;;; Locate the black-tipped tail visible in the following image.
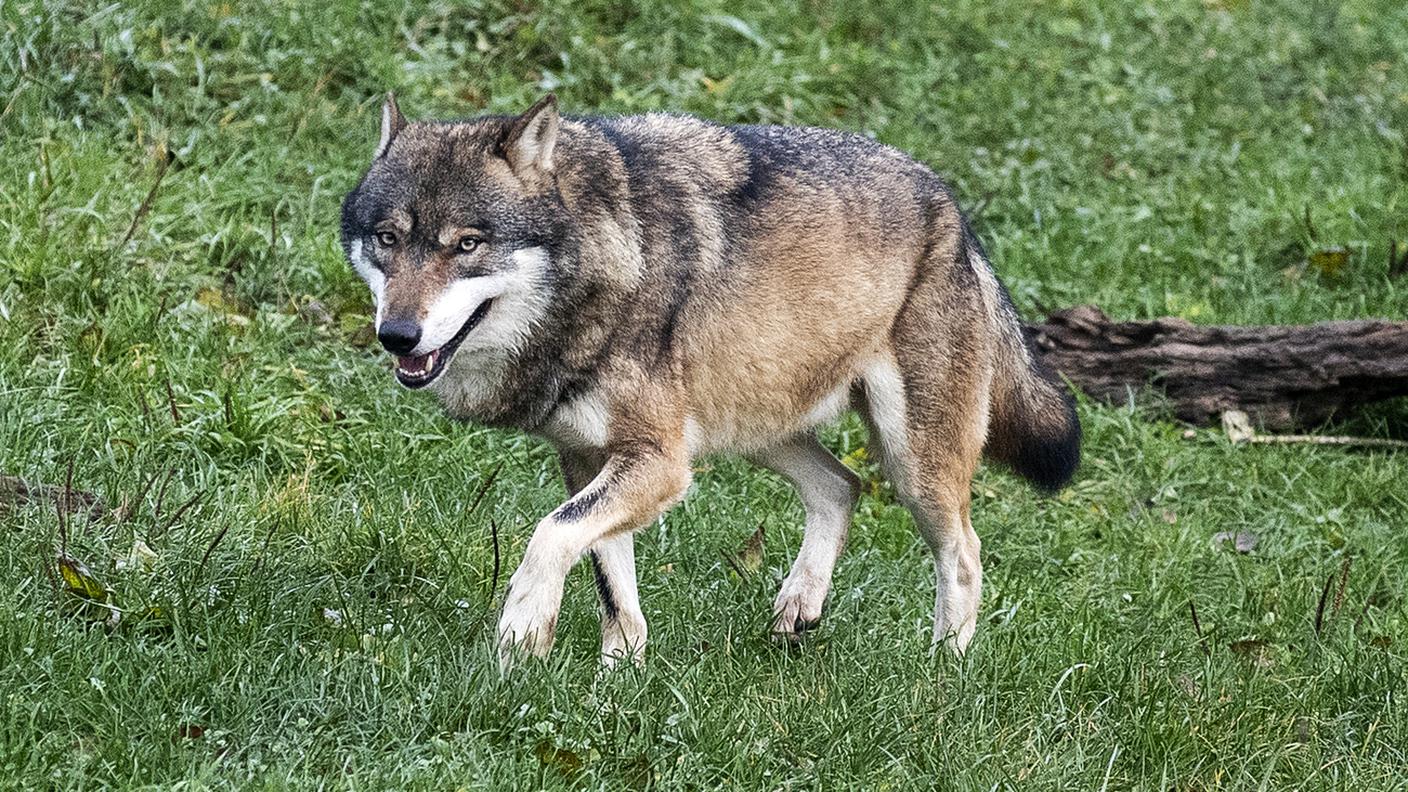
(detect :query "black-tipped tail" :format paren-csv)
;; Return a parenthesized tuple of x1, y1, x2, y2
(985, 356, 1081, 493)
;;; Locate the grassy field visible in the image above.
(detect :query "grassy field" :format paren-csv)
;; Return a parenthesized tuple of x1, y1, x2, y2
(2, 0, 1407, 787)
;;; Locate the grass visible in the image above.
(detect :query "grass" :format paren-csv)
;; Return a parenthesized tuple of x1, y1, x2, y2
(1, 0, 1406, 787)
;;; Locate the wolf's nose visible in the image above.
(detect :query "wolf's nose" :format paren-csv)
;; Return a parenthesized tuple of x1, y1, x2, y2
(377, 319, 422, 356)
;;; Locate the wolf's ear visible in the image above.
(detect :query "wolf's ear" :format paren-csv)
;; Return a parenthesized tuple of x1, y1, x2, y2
(375, 92, 406, 159)
(502, 93, 559, 177)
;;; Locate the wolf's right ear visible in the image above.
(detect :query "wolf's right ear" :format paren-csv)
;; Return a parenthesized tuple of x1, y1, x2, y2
(374, 92, 406, 159)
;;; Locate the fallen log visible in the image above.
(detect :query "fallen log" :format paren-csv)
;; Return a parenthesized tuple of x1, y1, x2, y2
(0, 474, 108, 519)
(1024, 305, 1408, 430)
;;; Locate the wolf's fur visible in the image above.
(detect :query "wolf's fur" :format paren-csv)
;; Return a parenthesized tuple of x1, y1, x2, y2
(341, 94, 1080, 666)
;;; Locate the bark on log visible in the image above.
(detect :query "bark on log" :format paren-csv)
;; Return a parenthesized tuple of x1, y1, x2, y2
(1024, 305, 1408, 430)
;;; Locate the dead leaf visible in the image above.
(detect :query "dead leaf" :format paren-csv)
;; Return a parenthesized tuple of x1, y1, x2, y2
(58, 554, 109, 602)
(725, 522, 765, 575)
(622, 754, 654, 791)
(1228, 638, 1274, 668)
(1308, 247, 1350, 277)
(1211, 530, 1258, 553)
(534, 741, 583, 777)
(1221, 410, 1255, 443)
(115, 539, 157, 572)
(1175, 673, 1201, 700)
(194, 287, 253, 325)
(172, 723, 205, 742)
(1292, 716, 1311, 745)
(57, 553, 121, 626)
(700, 74, 734, 95)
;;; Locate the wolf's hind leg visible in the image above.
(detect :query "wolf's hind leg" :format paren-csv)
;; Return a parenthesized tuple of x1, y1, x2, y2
(749, 435, 860, 641)
(560, 452, 648, 666)
(859, 350, 987, 656)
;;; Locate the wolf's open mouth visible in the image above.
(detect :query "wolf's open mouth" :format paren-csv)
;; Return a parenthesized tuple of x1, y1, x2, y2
(395, 299, 493, 389)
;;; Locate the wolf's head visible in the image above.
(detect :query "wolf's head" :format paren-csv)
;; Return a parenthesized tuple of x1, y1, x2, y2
(340, 93, 565, 390)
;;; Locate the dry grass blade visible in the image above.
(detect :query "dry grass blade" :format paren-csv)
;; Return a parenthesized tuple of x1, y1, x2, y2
(1331, 556, 1352, 621)
(119, 470, 160, 524)
(164, 378, 181, 425)
(1188, 599, 1208, 655)
(466, 462, 504, 516)
(58, 461, 72, 552)
(198, 523, 232, 570)
(152, 468, 175, 523)
(1313, 572, 1333, 636)
(269, 207, 278, 262)
(157, 492, 204, 537)
(488, 518, 502, 603)
(117, 154, 170, 249)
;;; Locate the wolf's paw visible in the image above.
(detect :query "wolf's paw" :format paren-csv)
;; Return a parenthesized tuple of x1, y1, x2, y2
(599, 616, 648, 668)
(930, 615, 977, 658)
(497, 587, 559, 670)
(769, 573, 827, 643)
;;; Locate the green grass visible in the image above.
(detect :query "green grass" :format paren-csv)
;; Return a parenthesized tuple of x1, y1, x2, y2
(2, 0, 1407, 787)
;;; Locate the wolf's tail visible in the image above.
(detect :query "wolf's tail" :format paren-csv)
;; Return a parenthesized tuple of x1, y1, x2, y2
(970, 232, 1081, 493)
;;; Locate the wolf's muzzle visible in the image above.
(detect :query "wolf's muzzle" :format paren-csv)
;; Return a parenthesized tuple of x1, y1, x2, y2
(389, 299, 493, 390)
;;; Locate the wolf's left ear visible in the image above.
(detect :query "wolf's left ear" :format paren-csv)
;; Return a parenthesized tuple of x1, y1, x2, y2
(502, 94, 560, 177)
(375, 92, 406, 159)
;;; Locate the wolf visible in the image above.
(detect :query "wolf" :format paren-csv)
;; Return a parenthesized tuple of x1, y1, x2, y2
(340, 93, 1080, 667)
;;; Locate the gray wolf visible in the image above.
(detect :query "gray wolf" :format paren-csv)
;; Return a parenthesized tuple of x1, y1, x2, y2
(340, 93, 1080, 667)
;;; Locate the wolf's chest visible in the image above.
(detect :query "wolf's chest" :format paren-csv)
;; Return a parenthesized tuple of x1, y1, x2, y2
(538, 391, 612, 450)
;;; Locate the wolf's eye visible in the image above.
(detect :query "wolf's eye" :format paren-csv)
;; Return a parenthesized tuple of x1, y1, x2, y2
(374, 231, 398, 247)
(457, 236, 484, 254)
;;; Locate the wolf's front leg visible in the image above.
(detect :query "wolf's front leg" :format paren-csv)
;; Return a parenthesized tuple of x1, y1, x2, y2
(498, 445, 691, 668)
(588, 535, 646, 665)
